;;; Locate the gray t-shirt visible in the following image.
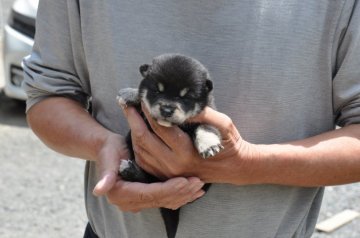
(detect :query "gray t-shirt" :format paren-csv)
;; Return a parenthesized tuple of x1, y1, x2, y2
(23, 1, 360, 237)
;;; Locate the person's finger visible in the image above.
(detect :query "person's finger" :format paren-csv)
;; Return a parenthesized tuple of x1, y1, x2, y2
(141, 103, 193, 152)
(122, 106, 173, 154)
(109, 177, 201, 210)
(155, 177, 204, 208)
(122, 107, 173, 178)
(187, 177, 205, 193)
(186, 177, 206, 202)
(133, 146, 168, 179)
(93, 139, 127, 196)
(121, 106, 149, 140)
(190, 190, 206, 202)
(107, 180, 148, 208)
(93, 170, 118, 196)
(187, 107, 240, 142)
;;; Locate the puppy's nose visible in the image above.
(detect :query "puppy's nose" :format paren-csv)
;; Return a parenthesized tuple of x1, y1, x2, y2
(160, 105, 176, 118)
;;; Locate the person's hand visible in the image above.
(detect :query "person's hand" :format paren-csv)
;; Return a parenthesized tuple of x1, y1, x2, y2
(187, 106, 258, 184)
(106, 177, 205, 212)
(122, 104, 258, 185)
(92, 133, 129, 196)
(91, 124, 205, 212)
(121, 105, 204, 179)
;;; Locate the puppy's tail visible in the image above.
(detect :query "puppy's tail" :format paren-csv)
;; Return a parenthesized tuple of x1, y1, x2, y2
(160, 207, 180, 238)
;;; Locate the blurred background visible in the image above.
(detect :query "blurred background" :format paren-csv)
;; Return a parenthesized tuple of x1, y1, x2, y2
(0, 1, 86, 237)
(0, 0, 359, 237)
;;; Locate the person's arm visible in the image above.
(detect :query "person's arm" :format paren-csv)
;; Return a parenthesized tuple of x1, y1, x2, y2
(23, 0, 205, 212)
(27, 96, 205, 211)
(192, 108, 360, 186)
(253, 125, 360, 186)
(27, 97, 122, 162)
(245, 2, 360, 186)
(120, 3, 360, 187)
(122, 105, 360, 187)
(26, 96, 128, 195)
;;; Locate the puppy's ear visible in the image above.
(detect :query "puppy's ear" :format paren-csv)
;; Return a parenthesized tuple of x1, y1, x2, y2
(139, 64, 150, 77)
(205, 79, 213, 92)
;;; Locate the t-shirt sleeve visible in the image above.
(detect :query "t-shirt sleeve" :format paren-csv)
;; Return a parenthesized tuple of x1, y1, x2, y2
(333, 1, 360, 127)
(22, 0, 90, 112)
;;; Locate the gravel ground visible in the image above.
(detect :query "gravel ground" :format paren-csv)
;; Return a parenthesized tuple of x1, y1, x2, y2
(0, 94, 87, 238)
(313, 184, 360, 238)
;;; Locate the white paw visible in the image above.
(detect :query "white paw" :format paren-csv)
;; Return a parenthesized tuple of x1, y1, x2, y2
(194, 127, 223, 159)
(116, 88, 139, 108)
(116, 95, 126, 108)
(119, 160, 131, 173)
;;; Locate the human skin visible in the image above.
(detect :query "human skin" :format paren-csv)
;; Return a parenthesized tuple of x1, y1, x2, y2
(27, 97, 360, 212)
(123, 103, 360, 187)
(26, 97, 205, 212)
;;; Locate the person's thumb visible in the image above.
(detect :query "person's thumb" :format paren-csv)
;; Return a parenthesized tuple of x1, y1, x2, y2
(93, 170, 118, 196)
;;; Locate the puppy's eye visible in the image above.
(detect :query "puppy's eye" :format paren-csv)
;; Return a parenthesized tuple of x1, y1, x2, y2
(157, 83, 164, 92)
(180, 88, 189, 97)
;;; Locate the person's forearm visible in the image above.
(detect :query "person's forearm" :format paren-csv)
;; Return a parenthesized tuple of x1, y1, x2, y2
(27, 97, 119, 161)
(199, 124, 360, 187)
(254, 124, 360, 186)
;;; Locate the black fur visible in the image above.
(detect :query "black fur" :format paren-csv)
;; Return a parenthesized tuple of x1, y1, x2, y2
(117, 54, 222, 238)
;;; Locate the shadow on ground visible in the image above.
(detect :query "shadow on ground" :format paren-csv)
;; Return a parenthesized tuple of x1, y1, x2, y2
(0, 90, 27, 127)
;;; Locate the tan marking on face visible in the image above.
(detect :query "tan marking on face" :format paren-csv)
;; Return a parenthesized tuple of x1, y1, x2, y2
(180, 88, 189, 97)
(158, 83, 164, 92)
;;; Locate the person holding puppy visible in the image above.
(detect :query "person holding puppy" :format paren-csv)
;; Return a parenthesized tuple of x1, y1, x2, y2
(23, 1, 360, 237)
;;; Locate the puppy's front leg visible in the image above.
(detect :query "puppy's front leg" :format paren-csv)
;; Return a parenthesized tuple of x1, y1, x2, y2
(119, 158, 155, 183)
(117, 88, 140, 108)
(194, 124, 224, 159)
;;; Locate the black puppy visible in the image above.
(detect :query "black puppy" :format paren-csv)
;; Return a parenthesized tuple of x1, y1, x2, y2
(116, 54, 222, 238)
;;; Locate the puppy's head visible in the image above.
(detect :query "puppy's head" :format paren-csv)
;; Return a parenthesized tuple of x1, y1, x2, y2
(139, 54, 213, 127)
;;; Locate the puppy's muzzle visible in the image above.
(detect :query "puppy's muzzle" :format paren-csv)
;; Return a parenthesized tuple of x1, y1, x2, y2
(160, 105, 176, 118)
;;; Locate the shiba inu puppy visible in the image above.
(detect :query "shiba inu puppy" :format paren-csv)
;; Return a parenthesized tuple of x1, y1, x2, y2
(116, 53, 222, 238)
